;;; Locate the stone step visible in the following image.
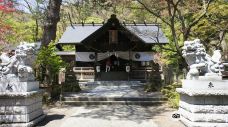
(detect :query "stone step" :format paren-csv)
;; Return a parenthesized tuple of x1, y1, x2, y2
(85, 81, 143, 86)
(0, 114, 46, 127)
(179, 107, 228, 123)
(99, 72, 129, 81)
(63, 96, 167, 106)
(79, 81, 144, 90)
(64, 81, 165, 106)
(64, 100, 166, 106)
(64, 97, 167, 102)
(181, 115, 228, 127)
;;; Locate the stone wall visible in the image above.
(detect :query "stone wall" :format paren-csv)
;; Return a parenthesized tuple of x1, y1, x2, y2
(177, 79, 228, 127)
(0, 81, 45, 127)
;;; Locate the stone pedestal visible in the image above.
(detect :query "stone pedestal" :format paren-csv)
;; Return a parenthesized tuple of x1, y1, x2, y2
(177, 78, 228, 127)
(0, 81, 45, 127)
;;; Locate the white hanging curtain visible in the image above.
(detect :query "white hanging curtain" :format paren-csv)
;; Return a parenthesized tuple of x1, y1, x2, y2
(76, 52, 95, 62)
(131, 52, 154, 61)
(97, 51, 130, 61)
(75, 52, 154, 62)
(117, 51, 130, 60)
(97, 52, 110, 61)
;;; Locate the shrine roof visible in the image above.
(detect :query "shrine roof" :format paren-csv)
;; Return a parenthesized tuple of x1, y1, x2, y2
(58, 15, 168, 45)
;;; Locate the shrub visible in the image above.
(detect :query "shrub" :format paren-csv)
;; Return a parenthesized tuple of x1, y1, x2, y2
(63, 72, 81, 92)
(144, 62, 162, 92)
(161, 82, 181, 108)
(36, 41, 66, 84)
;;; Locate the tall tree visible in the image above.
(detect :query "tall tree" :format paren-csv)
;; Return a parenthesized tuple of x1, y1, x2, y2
(135, 0, 214, 70)
(137, 0, 212, 56)
(23, 0, 45, 42)
(192, 0, 228, 52)
(42, 0, 62, 46)
(63, 0, 93, 23)
(0, 0, 15, 49)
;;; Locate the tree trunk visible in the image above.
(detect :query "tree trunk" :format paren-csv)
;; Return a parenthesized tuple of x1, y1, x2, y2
(220, 31, 227, 52)
(44, 65, 52, 85)
(35, 19, 39, 41)
(42, 0, 62, 46)
(41, 0, 62, 99)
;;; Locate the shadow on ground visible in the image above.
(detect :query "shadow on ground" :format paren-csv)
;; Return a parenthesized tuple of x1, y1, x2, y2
(36, 114, 65, 126)
(71, 105, 169, 124)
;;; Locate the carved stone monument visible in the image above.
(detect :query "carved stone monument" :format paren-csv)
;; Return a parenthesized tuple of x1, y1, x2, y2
(0, 42, 45, 127)
(177, 39, 228, 127)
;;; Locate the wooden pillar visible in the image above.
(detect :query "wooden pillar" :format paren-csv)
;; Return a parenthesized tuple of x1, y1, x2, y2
(128, 49, 132, 81)
(74, 44, 77, 67)
(94, 52, 98, 81)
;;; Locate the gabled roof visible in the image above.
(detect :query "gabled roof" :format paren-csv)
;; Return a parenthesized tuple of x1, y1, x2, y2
(125, 25, 168, 44)
(58, 15, 168, 44)
(59, 25, 102, 44)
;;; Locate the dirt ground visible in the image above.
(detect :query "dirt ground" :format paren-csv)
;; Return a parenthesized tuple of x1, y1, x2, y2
(36, 103, 185, 127)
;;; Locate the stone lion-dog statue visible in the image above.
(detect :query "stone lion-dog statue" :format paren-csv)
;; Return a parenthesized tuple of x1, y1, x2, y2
(0, 42, 38, 81)
(182, 39, 224, 80)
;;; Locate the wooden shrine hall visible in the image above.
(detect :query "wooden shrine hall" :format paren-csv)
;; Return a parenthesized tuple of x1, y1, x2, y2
(57, 14, 168, 82)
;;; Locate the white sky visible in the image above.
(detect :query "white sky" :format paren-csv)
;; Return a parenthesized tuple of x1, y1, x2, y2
(16, 0, 70, 13)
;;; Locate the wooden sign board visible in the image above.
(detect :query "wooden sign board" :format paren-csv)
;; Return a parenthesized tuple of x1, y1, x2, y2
(58, 68, 66, 84)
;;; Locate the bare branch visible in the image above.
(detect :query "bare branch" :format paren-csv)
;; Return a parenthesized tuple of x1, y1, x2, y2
(136, 0, 171, 26)
(188, 0, 212, 28)
(166, 0, 182, 56)
(217, 30, 226, 47)
(171, 0, 186, 34)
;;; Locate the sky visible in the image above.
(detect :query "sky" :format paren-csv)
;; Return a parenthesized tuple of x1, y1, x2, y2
(16, 0, 36, 12)
(16, 0, 69, 13)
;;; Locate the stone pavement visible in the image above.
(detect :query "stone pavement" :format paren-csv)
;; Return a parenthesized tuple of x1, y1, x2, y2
(64, 81, 166, 105)
(66, 83, 164, 98)
(37, 82, 185, 127)
(37, 104, 185, 127)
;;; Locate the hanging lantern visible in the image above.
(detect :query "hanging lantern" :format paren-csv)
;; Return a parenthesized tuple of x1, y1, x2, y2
(126, 65, 130, 72)
(141, 61, 146, 66)
(96, 65, 100, 72)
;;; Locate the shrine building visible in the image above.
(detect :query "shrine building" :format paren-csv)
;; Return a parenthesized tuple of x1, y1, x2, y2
(57, 14, 168, 82)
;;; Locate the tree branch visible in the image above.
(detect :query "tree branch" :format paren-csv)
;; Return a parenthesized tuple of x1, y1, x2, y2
(136, 0, 171, 26)
(171, 0, 186, 35)
(24, 0, 33, 12)
(189, 0, 212, 28)
(166, 0, 182, 56)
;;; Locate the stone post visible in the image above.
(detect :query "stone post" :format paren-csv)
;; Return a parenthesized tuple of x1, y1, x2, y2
(0, 42, 45, 127)
(177, 39, 228, 127)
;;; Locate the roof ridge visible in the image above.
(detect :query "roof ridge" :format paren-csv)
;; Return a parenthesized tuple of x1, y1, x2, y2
(69, 23, 161, 26)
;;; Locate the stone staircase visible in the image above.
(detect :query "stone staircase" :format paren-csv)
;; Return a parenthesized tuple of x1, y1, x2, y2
(63, 81, 167, 106)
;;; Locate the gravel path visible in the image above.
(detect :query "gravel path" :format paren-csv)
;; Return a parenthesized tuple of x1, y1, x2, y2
(36, 104, 185, 127)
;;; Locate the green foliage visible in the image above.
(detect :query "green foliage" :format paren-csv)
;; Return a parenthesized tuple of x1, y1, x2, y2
(144, 62, 162, 92)
(161, 82, 181, 109)
(5, 19, 42, 43)
(152, 25, 184, 68)
(191, 0, 228, 50)
(85, 16, 103, 23)
(62, 45, 75, 51)
(36, 41, 66, 82)
(63, 73, 81, 92)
